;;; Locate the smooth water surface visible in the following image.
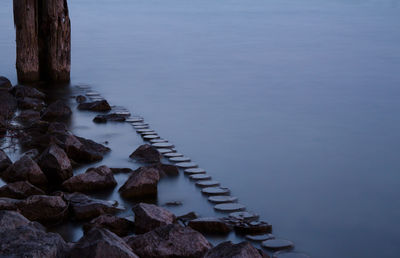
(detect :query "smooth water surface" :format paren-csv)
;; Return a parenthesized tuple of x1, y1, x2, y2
(1, 0, 400, 257)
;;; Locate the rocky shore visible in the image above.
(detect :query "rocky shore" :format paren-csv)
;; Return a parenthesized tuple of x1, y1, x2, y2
(0, 76, 309, 258)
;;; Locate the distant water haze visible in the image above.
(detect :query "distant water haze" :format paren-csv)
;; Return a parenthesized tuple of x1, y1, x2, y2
(1, 0, 400, 257)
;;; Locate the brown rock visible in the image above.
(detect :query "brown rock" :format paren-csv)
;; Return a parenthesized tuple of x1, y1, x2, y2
(38, 144, 73, 184)
(119, 167, 160, 198)
(0, 91, 17, 119)
(188, 217, 232, 234)
(0, 76, 12, 90)
(0, 210, 70, 258)
(75, 95, 86, 103)
(93, 113, 127, 123)
(129, 144, 161, 163)
(16, 109, 41, 122)
(70, 228, 138, 258)
(132, 203, 176, 234)
(64, 192, 124, 220)
(126, 224, 212, 258)
(78, 100, 111, 112)
(204, 241, 266, 258)
(62, 165, 117, 192)
(17, 195, 68, 222)
(0, 149, 12, 172)
(17, 97, 45, 111)
(0, 181, 45, 199)
(83, 214, 135, 237)
(155, 163, 179, 177)
(2, 155, 48, 188)
(10, 85, 45, 99)
(41, 100, 72, 120)
(75, 136, 111, 162)
(0, 197, 21, 211)
(233, 221, 272, 235)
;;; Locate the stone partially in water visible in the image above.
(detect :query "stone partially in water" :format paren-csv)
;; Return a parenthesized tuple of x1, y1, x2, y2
(0, 149, 12, 172)
(70, 228, 139, 258)
(93, 113, 126, 123)
(131, 122, 148, 126)
(261, 239, 294, 251)
(119, 167, 160, 198)
(202, 187, 230, 196)
(126, 117, 144, 123)
(157, 148, 174, 154)
(125, 224, 212, 258)
(184, 168, 206, 175)
(149, 138, 168, 143)
(190, 174, 211, 180)
(208, 196, 238, 204)
(41, 100, 72, 120)
(38, 144, 73, 184)
(169, 156, 191, 162)
(229, 211, 260, 222)
(164, 152, 183, 158)
(273, 251, 311, 258)
(136, 128, 154, 133)
(152, 142, 175, 148)
(234, 221, 272, 235)
(134, 125, 149, 129)
(75, 95, 86, 103)
(142, 134, 160, 140)
(196, 180, 220, 187)
(85, 91, 100, 96)
(129, 144, 161, 163)
(204, 241, 265, 258)
(176, 162, 198, 168)
(78, 100, 111, 112)
(141, 131, 157, 135)
(245, 234, 275, 242)
(132, 203, 176, 234)
(214, 203, 246, 212)
(188, 217, 232, 234)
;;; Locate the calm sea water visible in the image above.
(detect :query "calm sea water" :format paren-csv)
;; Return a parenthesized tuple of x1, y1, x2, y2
(1, 0, 400, 257)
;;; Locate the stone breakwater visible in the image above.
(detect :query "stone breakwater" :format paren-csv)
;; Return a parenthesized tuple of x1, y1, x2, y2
(0, 75, 310, 258)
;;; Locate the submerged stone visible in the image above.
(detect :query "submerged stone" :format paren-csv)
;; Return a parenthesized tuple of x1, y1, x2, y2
(229, 211, 260, 222)
(151, 142, 175, 148)
(142, 134, 160, 140)
(215, 203, 246, 212)
(93, 113, 126, 123)
(126, 117, 144, 123)
(164, 152, 183, 158)
(208, 196, 238, 204)
(273, 251, 311, 258)
(134, 125, 149, 129)
(149, 138, 168, 143)
(201, 187, 230, 196)
(188, 217, 232, 234)
(190, 174, 211, 180)
(246, 234, 275, 242)
(234, 221, 272, 235)
(78, 100, 111, 112)
(204, 241, 265, 258)
(131, 122, 148, 126)
(136, 128, 154, 133)
(129, 144, 161, 163)
(262, 239, 294, 251)
(196, 180, 220, 187)
(169, 156, 191, 162)
(184, 168, 206, 175)
(176, 162, 198, 168)
(157, 148, 174, 154)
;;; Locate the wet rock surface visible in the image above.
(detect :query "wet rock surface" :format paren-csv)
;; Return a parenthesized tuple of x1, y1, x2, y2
(132, 202, 176, 233)
(129, 144, 161, 163)
(2, 155, 48, 187)
(62, 165, 117, 192)
(17, 195, 68, 222)
(0, 181, 45, 199)
(70, 228, 139, 258)
(205, 241, 267, 258)
(83, 214, 135, 237)
(0, 210, 70, 258)
(126, 224, 212, 258)
(119, 167, 160, 198)
(188, 217, 232, 234)
(38, 144, 73, 184)
(64, 192, 124, 220)
(78, 99, 111, 111)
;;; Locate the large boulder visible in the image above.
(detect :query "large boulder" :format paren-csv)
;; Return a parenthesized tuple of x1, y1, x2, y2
(188, 217, 232, 234)
(70, 228, 138, 258)
(0, 149, 12, 172)
(2, 155, 48, 188)
(64, 192, 124, 220)
(78, 100, 111, 112)
(0, 181, 45, 199)
(132, 203, 176, 234)
(154, 163, 179, 177)
(62, 165, 117, 192)
(38, 144, 73, 184)
(129, 144, 160, 163)
(126, 224, 212, 258)
(83, 214, 135, 237)
(0, 210, 69, 258)
(41, 100, 72, 120)
(74, 136, 111, 162)
(204, 241, 266, 258)
(17, 195, 68, 222)
(119, 167, 160, 198)
(10, 85, 45, 99)
(0, 76, 12, 90)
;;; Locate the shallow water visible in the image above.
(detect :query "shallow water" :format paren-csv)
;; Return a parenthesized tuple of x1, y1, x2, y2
(1, 0, 400, 257)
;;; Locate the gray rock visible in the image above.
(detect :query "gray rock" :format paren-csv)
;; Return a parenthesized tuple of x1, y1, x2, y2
(0, 210, 70, 258)
(119, 167, 160, 198)
(129, 144, 161, 163)
(188, 217, 232, 234)
(78, 100, 111, 112)
(204, 241, 266, 258)
(64, 192, 124, 220)
(38, 144, 73, 184)
(126, 224, 212, 258)
(62, 165, 117, 192)
(70, 228, 138, 258)
(0, 181, 45, 199)
(132, 203, 176, 234)
(2, 155, 48, 188)
(83, 214, 135, 237)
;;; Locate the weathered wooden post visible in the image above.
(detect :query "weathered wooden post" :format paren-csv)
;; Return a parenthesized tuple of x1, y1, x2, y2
(13, 0, 71, 83)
